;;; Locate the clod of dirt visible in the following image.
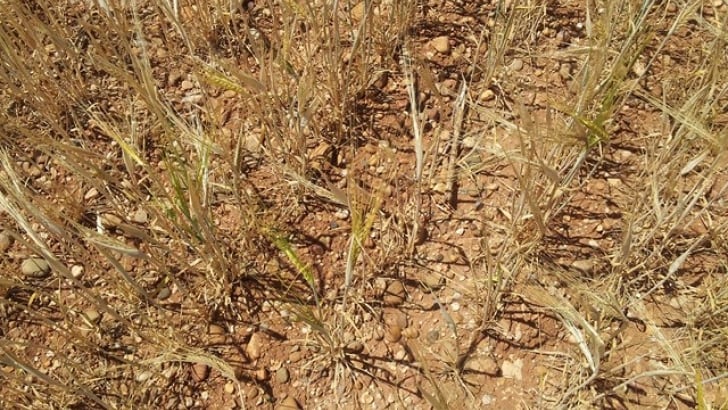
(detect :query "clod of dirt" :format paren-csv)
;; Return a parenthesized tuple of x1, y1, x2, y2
(430, 36, 451, 54)
(275, 366, 290, 383)
(246, 332, 266, 360)
(383, 280, 406, 305)
(465, 356, 499, 375)
(276, 396, 301, 410)
(501, 358, 523, 380)
(191, 362, 210, 382)
(0, 230, 14, 252)
(21, 257, 51, 278)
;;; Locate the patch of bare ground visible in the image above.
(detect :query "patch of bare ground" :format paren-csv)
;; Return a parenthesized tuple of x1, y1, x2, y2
(1, 0, 728, 409)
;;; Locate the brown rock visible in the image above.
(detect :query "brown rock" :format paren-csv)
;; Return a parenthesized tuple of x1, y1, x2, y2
(246, 332, 266, 360)
(430, 36, 451, 54)
(384, 325, 402, 343)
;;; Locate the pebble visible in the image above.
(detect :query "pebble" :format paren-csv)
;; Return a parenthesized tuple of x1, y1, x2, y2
(99, 213, 122, 229)
(465, 356, 499, 374)
(157, 287, 171, 301)
(21, 257, 51, 278)
(191, 363, 209, 382)
(572, 259, 594, 274)
(246, 332, 266, 360)
(479, 89, 495, 101)
(346, 341, 364, 354)
(224, 382, 235, 394)
(501, 358, 523, 380)
(70, 265, 84, 279)
(275, 367, 290, 383)
(509, 58, 524, 72)
(430, 36, 451, 54)
(276, 396, 301, 410)
(82, 308, 101, 325)
(421, 271, 444, 290)
(131, 209, 148, 224)
(0, 230, 14, 252)
(181, 80, 194, 91)
(383, 280, 406, 305)
(384, 325, 402, 343)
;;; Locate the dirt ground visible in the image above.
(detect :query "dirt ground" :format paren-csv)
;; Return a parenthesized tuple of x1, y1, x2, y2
(1, 0, 728, 409)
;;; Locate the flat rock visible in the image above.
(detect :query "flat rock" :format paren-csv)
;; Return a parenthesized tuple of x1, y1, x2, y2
(501, 358, 523, 380)
(275, 366, 290, 383)
(22, 257, 51, 278)
(276, 396, 301, 410)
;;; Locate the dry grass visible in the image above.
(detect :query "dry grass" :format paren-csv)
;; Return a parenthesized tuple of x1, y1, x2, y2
(0, 0, 727, 409)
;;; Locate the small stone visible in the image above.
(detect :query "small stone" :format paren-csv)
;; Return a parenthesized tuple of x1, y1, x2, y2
(0, 230, 14, 252)
(465, 356, 499, 374)
(135, 371, 152, 383)
(426, 330, 440, 343)
(82, 308, 101, 325)
(156, 287, 171, 301)
(462, 136, 477, 148)
(509, 58, 524, 72)
(99, 213, 122, 229)
(559, 63, 572, 81)
(21, 257, 51, 278)
(479, 89, 495, 101)
(276, 396, 301, 410)
(70, 265, 84, 279)
(191, 363, 209, 382)
(181, 80, 194, 91)
(572, 260, 594, 274)
(421, 271, 444, 290)
(383, 280, 406, 305)
(384, 325, 402, 343)
(346, 341, 364, 353)
(334, 209, 349, 220)
(224, 382, 235, 394)
(254, 367, 268, 381)
(84, 187, 99, 200)
(131, 209, 148, 224)
(501, 358, 523, 380)
(289, 351, 303, 363)
(430, 36, 451, 54)
(246, 332, 265, 360)
(275, 367, 290, 383)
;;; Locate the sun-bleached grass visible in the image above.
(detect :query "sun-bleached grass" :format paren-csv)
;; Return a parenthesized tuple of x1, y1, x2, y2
(1, 0, 727, 408)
